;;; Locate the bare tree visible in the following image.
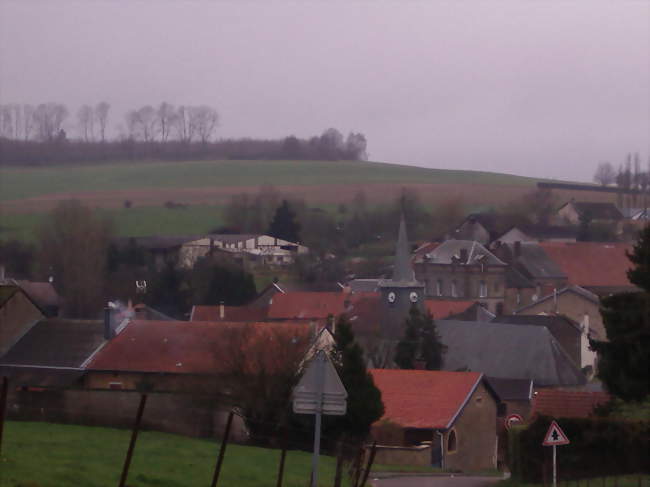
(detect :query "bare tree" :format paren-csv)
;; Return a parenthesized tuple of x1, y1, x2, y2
(594, 162, 616, 186)
(22, 104, 35, 140)
(0, 105, 12, 138)
(77, 104, 95, 141)
(215, 323, 310, 438)
(157, 102, 174, 142)
(33, 103, 68, 141)
(125, 105, 157, 141)
(190, 105, 219, 143)
(37, 199, 112, 318)
(95, 101, 110, 142)
(174, 105, 194, 143)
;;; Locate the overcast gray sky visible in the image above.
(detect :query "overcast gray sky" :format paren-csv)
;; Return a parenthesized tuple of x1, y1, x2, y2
(1, 0, 648, 181)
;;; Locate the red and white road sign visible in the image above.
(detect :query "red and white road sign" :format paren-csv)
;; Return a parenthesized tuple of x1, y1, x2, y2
(505, 414, 524, 430)
(543, 420, 570, 446)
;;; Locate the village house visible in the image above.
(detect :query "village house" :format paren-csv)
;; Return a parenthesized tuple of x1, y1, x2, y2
(494, 225, 578, 244)
(555, 200, 624, 226)
(515, 285, 606, 345)
(530, 389, 610, 419)
(0, 285, 45, 357)
(370, 369, 500, 472)
(537, 241, 636, 297)
(179, 234, 309, 268)
(435, 320, 586, 387)
(491, 314, 595, 372)
(413, 239, 508, 315)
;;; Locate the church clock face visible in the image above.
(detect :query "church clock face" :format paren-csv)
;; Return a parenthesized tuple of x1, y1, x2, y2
(409, 291, 419, 303)
(387, 292, 396, 304)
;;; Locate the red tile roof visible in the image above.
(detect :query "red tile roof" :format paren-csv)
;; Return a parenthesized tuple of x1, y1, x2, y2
(532, 389, 610, 419)
(88, 320, 312, 374)
(425, 300, 475, 319)
(370, 369, 484, 429)
(268, 292, 347, 320)
(539, 242, 633, 288)
(347, 292, 382, 335)
(190, 305, 268, 322)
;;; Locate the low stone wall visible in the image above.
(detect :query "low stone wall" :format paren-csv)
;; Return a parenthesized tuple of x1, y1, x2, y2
(373, 444, 432, 467)
(6, 389, 248, 442)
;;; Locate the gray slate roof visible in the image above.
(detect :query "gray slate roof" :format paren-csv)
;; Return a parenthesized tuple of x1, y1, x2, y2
(502, 242, 566, 280)
(0, 319, 106, 368)
(436, 320, 586, 387)
(485, 377, 533, 402)
(416, 240, 506, 266)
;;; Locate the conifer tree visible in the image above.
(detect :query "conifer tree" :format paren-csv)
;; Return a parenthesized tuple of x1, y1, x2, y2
(267, 199, 301, 243)
(330, 316, 384, 439)
(590, 225, 650, 402)
(395, 305, 446, 370)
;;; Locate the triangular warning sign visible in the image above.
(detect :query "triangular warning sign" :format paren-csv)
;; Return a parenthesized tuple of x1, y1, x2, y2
(542, 420, 570, 446)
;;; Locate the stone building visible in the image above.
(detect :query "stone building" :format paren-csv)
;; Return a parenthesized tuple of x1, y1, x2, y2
(370, 369, 500, 471)
(413, 239, 508, 314)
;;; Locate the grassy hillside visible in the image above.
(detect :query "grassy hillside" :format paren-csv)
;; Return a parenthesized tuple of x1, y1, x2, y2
(0, 421, 348, 487)
(0, 159, 541, 202)
(0, 159, 555, 241)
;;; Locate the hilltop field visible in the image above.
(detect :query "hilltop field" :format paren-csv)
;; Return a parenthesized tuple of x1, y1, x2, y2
(0, 159, 588, 241)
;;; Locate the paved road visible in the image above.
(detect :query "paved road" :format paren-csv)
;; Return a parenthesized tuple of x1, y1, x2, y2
(371, 474, 503, 487)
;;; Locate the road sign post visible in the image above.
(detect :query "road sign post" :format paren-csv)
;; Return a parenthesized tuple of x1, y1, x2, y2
(542, 420, 570, 487)
(293, 350, 347, 487)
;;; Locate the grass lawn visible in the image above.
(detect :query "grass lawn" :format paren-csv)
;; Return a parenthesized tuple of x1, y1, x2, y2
(0, 421, 349, 487)
(0, 159, 543, 202)
(0, 205, 225, 242)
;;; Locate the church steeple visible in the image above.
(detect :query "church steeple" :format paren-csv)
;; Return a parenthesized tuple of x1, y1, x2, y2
(378, 214, 425, 340)
(392, 213, 416, 283)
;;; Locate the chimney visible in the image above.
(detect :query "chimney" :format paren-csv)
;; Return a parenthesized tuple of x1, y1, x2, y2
(103, 306, 114, 340)
(514, 241, 521, 258)
(459, 248, 468, 263)
(219, 301, 225, 320)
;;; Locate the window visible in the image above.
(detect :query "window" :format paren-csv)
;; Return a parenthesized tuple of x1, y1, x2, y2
(447, 429, 457, 453)
(436, 279, 443, 296)
(479, 280, 487, 298)
(516, 291, 521, 305)
(494, 280, 501, 292)
(451, 280, 457, 298)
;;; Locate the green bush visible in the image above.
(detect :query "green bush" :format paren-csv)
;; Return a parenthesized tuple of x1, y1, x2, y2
(509, 416, 649, 482)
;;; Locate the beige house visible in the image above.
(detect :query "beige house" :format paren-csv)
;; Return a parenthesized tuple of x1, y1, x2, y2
(413, 240, 508, 314)
(179, 234, 309, 268)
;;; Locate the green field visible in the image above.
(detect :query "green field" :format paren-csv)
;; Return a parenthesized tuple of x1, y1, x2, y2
(0, 421, 349, 487)
(0, 205, 225, 242)
(0, 159, 541, 202)
(0, 159, 552, 242)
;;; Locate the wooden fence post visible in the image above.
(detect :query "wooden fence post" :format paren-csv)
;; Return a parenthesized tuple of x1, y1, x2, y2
(359, 442, 377, 487)
(275, 429, 287, 487)
(118, 393, 148, 487)
(210, 410, 234, 487)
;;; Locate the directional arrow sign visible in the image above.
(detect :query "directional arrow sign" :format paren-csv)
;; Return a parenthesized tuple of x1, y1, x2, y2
(543, 420, 570, 446)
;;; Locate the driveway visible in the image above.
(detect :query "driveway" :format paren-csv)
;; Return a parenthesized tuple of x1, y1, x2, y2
(370, 474, 503, 487)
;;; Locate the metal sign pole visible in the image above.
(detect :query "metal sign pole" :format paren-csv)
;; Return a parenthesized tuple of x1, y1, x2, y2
(311, 352, 325, 487)
(553, 444, 557, 487)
